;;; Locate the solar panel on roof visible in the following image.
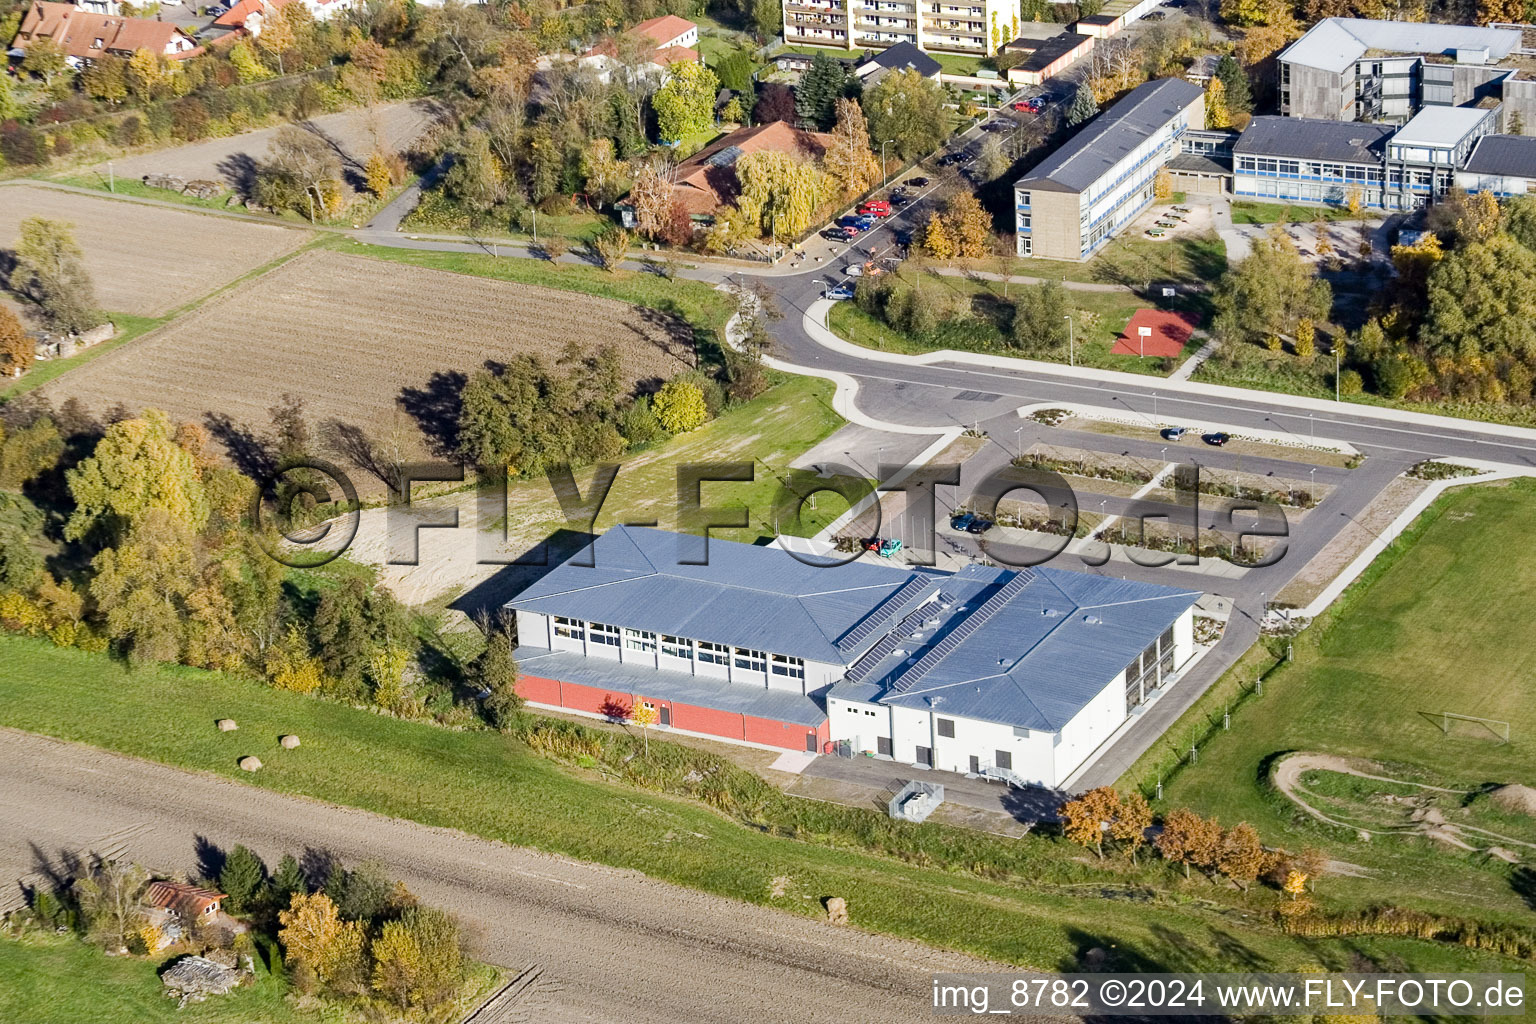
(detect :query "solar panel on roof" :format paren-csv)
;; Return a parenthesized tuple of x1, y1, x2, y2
(705, 145, 743, 167)
(837, 576, 931, 653)
(888, 569, 1035, 693)
(845, 599, 940, 682)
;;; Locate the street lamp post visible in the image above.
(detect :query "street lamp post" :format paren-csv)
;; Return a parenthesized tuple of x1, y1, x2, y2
(1335, 345, 1341, 402)
(1016, 425, 1024, 459)
(1064, 315, 1074, 367)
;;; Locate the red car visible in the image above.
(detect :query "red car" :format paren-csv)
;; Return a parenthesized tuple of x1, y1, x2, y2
(857, 200, 892, 218)
(1010, 100, 1029, 111)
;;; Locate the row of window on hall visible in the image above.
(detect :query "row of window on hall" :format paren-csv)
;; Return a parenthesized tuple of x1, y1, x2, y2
(552, 617, 805, 679)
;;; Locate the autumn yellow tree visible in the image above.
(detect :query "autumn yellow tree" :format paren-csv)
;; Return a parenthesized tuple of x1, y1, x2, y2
(364, 151, 393, 198)
(944, 191, 992, 259)
(1216, 822, 1266, 890)
(1155, 808, 1220, 878)
(1205, 76, 1231, 129)
(277, 892, 366, 990)
(1294, 317, 1315, 357)
(922, 211, 956, 261)
(823, 98, 880, 198)
(736, 151, 830, 238)
(257, 3, 298, 74)
(1153, 166, 1173, 201)
(1059, 786, 1121, 858)
(371, 907, 465, 1012)
(0, 306, 32, 377)
(630, 699, 659, 756)
(1110, 790, 1152, 863)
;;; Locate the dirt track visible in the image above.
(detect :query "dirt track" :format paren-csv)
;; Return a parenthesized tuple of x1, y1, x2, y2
(0, 728, 1033, 1023)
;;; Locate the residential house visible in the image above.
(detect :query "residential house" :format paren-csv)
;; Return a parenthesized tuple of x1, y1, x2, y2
(632, 120, 836, 223)
(12, 0, 197, 66)
(586, 14, 701, 68)
(853, 40, 941, 84)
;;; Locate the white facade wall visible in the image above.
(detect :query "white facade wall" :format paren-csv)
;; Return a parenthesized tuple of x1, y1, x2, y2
(516, 609, 836, 696)
(1051, 673, 1127, 783)
(1456, 168, 1533, 195)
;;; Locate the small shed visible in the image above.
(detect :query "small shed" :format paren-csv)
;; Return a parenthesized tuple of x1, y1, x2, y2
(143, 881, 226, 920)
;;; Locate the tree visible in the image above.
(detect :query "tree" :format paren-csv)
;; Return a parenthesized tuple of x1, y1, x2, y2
(364, 151, 393, 198)
(219, 845, 269, 915)
(1505, 194, 1536, 253)
(944, 191, 991, 259)
(325, 860, 394, 924)
(714, 47, 755, 94)
(1212, 227, 1331, 349)
(1216, 822, 1266, 890)
(1205, 76, 1231, 129)
(258, 126, 345, 219)
(1294, 317, 1315, 357)
(1066, 82, 1099, 126)
(976, 135, 1010, 182)
(1155, 808, 1220, 878)
(66, 410, 207, 544)
(753, 82, 796, 125)
(1423, 235, 1536, 362)
(1060, 787, 1120, 858)
(629, 162, 675, 241)
(74, 860, 148, 950)
(0, 418, 64, 490)
(654, 62, 719, 143)
(371, 907, 465, 1011)
(591, 227, 631, 272)
(1477, 0, 1524, 23)
(796, 54, 847, 130)
(653, 378, 708, 433)
(1110, 791, 1152, 863)
(1214, 55, 1253, 116)
(89, 508, 197, 664)
(82, 56, 129, 105)
(922, 211, 956, 261)
(22, 37, 68, 87)
(735, 150, 830, 238)
(1427, 187, 1501, 247)
(278, 891, 366, 990)
(0, 306, 32, 376)
(442, 127, 504, 221)
(312, 576, 414, 687)
(471, 626, 522, 729)
(1010, 281, 1070, 351)
(257, 2, 298, 73)
(630, 699, 659, 756)
(9, 216, 99, 334)
(864, 70, 948, 161)
(580, 138, 630, 209)
(823, 98, 880, 198)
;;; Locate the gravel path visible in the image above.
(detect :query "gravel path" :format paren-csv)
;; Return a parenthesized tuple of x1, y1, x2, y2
(0, 728, 1037, 1023)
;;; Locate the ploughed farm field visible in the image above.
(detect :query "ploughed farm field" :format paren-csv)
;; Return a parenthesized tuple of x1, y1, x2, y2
(0, 185, 308, 317)
(40, 249, 696, 464)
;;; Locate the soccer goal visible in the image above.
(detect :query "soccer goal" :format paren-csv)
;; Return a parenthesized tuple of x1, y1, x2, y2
(1435, 711, 1511, 744)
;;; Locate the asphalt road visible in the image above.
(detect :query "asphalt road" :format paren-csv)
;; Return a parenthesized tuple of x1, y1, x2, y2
(0, 729, 1031, 1024)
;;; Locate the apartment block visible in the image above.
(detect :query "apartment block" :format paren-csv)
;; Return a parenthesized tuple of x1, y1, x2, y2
(1013, 77, 1204, 260)
(782, 0, 1014, 56)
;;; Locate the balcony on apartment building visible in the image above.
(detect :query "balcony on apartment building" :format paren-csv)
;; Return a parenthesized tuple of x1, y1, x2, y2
(786, 1, 844, 11)
(924, 20, 985, 37)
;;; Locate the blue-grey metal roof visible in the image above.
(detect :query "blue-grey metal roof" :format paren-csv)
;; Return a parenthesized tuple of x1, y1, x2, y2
(829, 564, 1199, 732)
(1016, 77, 1204, 194)
(1462, 134, 1536, 177)
(1233, 116, 1394, 164)
(509, 525, 936, 664)
(514, 646, 828, 726)
(512, 528, 1199, 734)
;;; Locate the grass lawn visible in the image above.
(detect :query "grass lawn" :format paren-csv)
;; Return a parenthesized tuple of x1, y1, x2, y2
(0, 634, 1524, 975)
(50, 172, 405, 230)
(0, 933, 305, 1024)
(485, 374, 859, 547)
(1123, 478, 1536, 926)
(827, 271, 1200, 377)
(1022, 231, 1228, 289)
(1230, 201, 1367, 225)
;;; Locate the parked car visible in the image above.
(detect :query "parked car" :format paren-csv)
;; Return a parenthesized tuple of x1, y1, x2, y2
(965, 517, 995, 535)
(878, 538, 903, 557)
(1203, 432, 1231, 447)
(889, 193, 911, 208)
(950, 511, 977, 532)
(852, 215, 877, 230)
(1144, 9, 1167, 18)
(1026, 96, 1047, 112)
(857, 200, 892, 217)
(907, 176, 930, 187)
(1010, 100, 1030, 111)
(826, 225, 859, 241)
(981, 120, 1008, 132)
(937, 152, 965, 166)
(826, 283, 855, 300)
(1161, 426, 1188, 441)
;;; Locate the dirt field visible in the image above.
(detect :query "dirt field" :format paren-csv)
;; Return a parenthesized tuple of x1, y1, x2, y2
(0, 185, 308, 317)
(84, 100, 443, 199)
(44, 249, 695, 473)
